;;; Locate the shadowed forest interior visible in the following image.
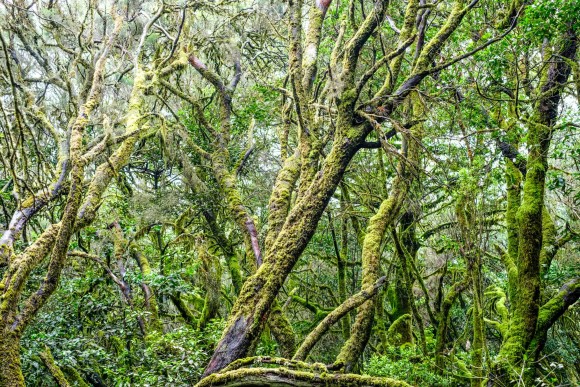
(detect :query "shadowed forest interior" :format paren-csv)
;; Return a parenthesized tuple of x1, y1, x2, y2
(0, 0, 579, 386)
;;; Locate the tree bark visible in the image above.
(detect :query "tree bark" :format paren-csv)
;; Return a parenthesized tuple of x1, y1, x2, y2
(494, 26, 577, 384)
(0, 330, 25, 387)
(202, 126, 368, 376)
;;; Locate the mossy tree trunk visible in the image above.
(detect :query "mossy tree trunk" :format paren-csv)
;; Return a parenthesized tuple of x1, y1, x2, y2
(435, 277, 470, 372)
(494, 26, 578, 384)
(39, 345, 71, 387)
(195, 365, 411, 387)
(389, 211, 419, 347)
(0, 329, 25, 386)
(0, 16, 191, 382)
(335, 87, 423, 369)
(456, 190, 485, 386)
(527, 278, 580, 361)
(201, 0, 485, 376)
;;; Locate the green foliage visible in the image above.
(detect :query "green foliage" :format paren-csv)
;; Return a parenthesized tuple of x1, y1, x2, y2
(133, 321, 224, 386)
(2, 1, 579, 386)
(365, 342, 457, 387)
(521, 0, 580, 41)
(143, 269, 198, 296)
(22, 311, 224, 386)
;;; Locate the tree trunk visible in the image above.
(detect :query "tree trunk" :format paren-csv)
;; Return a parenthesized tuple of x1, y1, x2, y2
(336, 92, 423, 369)
(202, 125, 368, 376)
(389, 211, 418, 346)
(435, 277, 469, 372)
(0, 330, 25, 387)
(494, 26, 577, 384)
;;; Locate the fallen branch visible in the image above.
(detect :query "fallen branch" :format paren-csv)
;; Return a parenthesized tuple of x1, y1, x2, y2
(195, 366, 410, 387)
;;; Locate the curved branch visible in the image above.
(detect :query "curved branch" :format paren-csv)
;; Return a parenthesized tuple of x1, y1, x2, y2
(196, 366, 410, 387)
(529, 278, 580, 358)
(293, 276, 386, 361)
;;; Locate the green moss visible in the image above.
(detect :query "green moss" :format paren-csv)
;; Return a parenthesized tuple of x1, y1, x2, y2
(196, 366, 411, 387)
(196, 240, 222, 330)
(301, 3, 329, 93)
(496, 117, 554, 380)
(0, 331, 25, 386)
(1, 223, 61, 325)
(61, 365, 90, 387)
(268, 302, 296, 358)
(170, 293, 198, 326)
(265, 154, 300, 254)
(226, 253, 243, 295)
(338, 88, 358, 116)
(527, 278, 580, 362)
(505, 159, 521, 270)
(484, 286, 509, 337)
(0, 243, 13, 265)
(211, 151, 262, 266)
(387, 314, 413, 347)
(539, 207, 556, 273)
(39, 345, 71, 387)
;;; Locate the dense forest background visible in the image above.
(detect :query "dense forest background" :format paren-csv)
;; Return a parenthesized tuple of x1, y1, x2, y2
(0, 0, 579, 386)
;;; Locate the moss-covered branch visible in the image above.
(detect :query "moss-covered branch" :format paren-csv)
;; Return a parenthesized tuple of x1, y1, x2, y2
(528, 278, 580, 359)
(435, 277, 470, 371)
(336, 92, 423, 369)
(195, 237, 222, 330)
(269, 302, 297, 358)
(196, 366, 411, 387)
(265, 152, 300, 255)
(170, 293, 200, 326)
(293, 276, 386, 361)
(39, 345, 71, 387)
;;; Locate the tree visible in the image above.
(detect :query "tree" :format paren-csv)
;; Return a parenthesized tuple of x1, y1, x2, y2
(1, 0, 579, 386)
